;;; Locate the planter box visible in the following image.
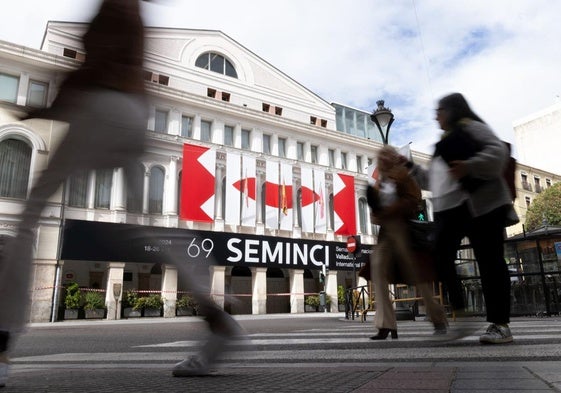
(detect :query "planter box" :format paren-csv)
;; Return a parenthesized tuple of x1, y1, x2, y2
(143, 308, 162, 317)
(64, 309, 79, 320)
(338, 304, 346, 312)
(85, 309, 105, 319)
(176, 307, 195, 316)
(304, 305, 318, 312)
(123, 307, 141, 318)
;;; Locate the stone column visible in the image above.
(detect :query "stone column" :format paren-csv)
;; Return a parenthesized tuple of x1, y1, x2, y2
(105, 262, 125, 320)
(326, 270, 338, 312)
(289, 270, 305, 313)
(210, 266, 226, 309)
(161, 264, 178, 318)
(142, 168, 150, 214)
(163, 156, 179, 216)
(251, 267, 267, 314)
(112, 167, 126, 211)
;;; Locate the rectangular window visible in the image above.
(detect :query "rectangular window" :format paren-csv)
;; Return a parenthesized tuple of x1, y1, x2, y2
(310, 116, 317, 125)
(222, 92, 231, 102)
(328, 149, 335, 167)
(200, 120, 212, 142)
(181, 116, 193, 138)
(297, 142, 304, 161)
(356, 156, 363, 173)
(278, 137, 286, 158)
(207, 88, 217, 98)
(341, 152, 347, 169)
(95, 168, 113, 209)
(224, 125, 234, 146)
(320, 119, 327, 128)
(275, 106, 283, 116)
(154, 110, 168, 133)
(263, 134, 271, 154)
(0, 73, 19, 103)
(241, 129, 251, 150)
(310, 145, 318, 164)
(68, 169, 88, 208)
(27, 80, 48, 108)
(546, 178, 552, 188)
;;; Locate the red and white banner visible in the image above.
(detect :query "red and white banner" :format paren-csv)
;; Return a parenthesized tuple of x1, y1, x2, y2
(279, 163, 293, 231)
(333, 173, 356, 235)
(180, 143, 216, 222)
(300, 167, 314, 233)
(225, 153, 241, 225)
(314, 169, 326, 234)
(265, 161, 279, 229)
(239, 155, 256, 227)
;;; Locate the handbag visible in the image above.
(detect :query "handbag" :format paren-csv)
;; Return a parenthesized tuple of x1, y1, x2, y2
(408, 219, 436, 251)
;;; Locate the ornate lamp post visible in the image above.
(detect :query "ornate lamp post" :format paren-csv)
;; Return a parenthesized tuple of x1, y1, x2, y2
(370, 100, 395, 145)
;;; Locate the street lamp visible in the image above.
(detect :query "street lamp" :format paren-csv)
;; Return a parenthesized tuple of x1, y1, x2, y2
(370, 100, 395, 145)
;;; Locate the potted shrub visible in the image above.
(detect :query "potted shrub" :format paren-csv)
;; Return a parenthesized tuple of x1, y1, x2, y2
(176, 295, 197, 316)
(123, 290, 141, 318)
(139, 294, 163, 317)
(64, 282, 81, 320)
(304, 295, 320, 312)
(337, 285, 347, 312)
(83, 291, 106, 319)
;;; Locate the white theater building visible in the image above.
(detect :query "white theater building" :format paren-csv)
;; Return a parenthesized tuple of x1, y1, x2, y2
(0, 22, 402, 322)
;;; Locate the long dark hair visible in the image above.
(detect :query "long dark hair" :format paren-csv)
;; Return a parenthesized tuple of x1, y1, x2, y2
(438, 93, 485, 125)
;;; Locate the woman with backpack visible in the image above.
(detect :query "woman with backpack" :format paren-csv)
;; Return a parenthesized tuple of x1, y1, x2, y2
(407, 92, 514, 344)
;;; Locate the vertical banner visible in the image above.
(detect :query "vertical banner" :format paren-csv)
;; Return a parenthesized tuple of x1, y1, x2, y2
(224, 153, 241, 225)
(300, 166, 315, 233)
(333, 173, 356, 235)
(279, 163, 293, 231)
(180, 143, 216, 222)
(240, 155, 257, 227)
(314, 169, 326, 234)
(265, 161, 279, 229)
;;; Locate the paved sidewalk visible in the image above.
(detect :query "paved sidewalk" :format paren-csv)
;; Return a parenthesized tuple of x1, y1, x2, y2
(4, 361, 561, 392)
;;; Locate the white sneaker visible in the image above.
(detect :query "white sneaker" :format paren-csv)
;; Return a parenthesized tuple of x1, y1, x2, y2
(479, 323, 513, 344)
(172, 334, 229, 377)
(172, 355, 209, 377)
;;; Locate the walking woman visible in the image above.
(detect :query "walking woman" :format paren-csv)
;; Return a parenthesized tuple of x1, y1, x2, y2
(368, 145, 447, 340)
(408, 92, 513, 344)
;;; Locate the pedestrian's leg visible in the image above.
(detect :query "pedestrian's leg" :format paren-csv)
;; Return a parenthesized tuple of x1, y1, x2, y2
(434, 205, 470, 312)
(469, 207, 510, 324)
(370, 238, 397, 335)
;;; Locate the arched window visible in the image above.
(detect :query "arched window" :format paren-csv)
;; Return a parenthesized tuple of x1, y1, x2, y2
(195, 52, 238, 78)
(149, 166, 165, 214)
(358, 197, 369, 234)
(67, 169, 88, 208)
(94, 168, 113, 209)
(0, 138, 31, 199)
(126, 163, 144, 213)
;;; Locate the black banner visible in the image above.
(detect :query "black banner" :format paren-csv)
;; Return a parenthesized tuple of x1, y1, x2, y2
(61, 219, 369, 271)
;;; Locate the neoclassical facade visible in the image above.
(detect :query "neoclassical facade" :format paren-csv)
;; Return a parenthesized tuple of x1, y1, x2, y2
(1, 22, 556, 323)
(1, 23, 398, 322)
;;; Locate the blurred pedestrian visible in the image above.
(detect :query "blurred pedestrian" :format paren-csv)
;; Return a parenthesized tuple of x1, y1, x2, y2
(367, 145, 447, 340)
(0, 0, 243, 387)
(407, 92, 513, 344)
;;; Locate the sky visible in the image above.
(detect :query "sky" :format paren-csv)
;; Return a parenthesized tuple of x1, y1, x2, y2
(1, 0, 560, 163)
